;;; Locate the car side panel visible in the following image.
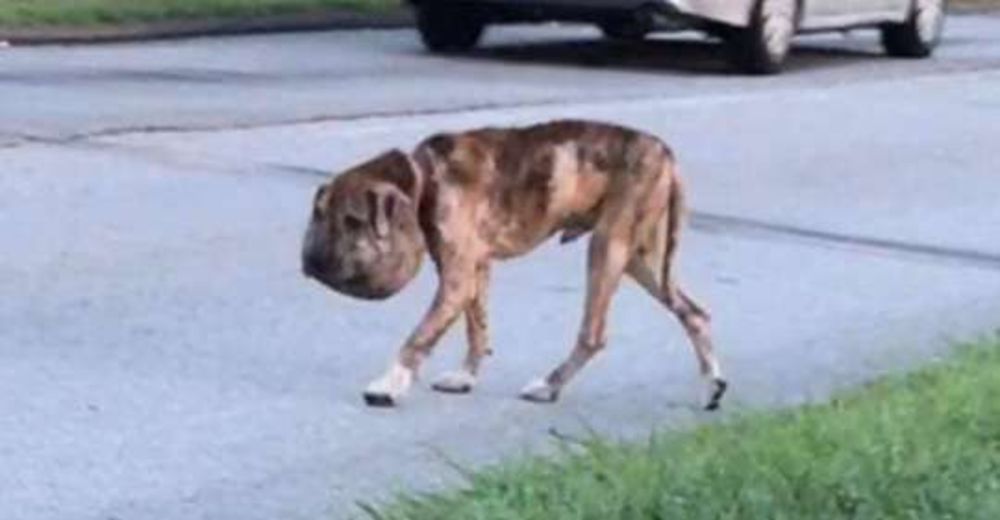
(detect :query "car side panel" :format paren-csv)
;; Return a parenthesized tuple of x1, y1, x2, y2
(801, 0, 911, 30)
(438, 0, 757, 27)
(434, 0, 911, 30)
(803, 0, 839, 18)
(671, 0, 755, 27)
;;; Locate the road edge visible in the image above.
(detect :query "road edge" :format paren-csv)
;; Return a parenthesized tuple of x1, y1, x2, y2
(1, 7, 997, 46)
(0, 8, 414, 46)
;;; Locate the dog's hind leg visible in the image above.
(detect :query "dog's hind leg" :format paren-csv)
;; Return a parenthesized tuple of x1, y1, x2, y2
(673, 288, 726, 410)
(625, 236, 726, 411)
(432, 262, 492, 394)
(520, 226, 631, 403)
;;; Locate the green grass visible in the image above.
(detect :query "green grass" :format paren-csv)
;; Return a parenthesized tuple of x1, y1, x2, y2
(1, 0, 992, 29)
(0, 0, 400, 27)
(373, 336, 1000, 520)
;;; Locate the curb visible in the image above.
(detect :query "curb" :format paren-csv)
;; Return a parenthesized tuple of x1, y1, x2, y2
(0, 8, 414, 46)
(1, 6, 995, 46)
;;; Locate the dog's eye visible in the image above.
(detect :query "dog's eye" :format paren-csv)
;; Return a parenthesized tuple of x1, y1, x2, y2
(343, 215, 364, 232)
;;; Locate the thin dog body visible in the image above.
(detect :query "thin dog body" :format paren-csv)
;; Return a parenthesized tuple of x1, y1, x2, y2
(302, 119, 727, 409)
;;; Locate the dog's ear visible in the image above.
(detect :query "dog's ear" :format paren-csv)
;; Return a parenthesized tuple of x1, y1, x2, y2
(312, 184, 332, 218)
(366, 189, 387, 238)
(371, 149, 418, 197)
(367, 187, 403, 239)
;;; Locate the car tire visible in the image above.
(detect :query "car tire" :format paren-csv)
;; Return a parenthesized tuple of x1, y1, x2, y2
(415, 3, 486, 53)
(599, 20, 649, 42)
(881, 0, 946, 58)
(725, 0, 798, 75)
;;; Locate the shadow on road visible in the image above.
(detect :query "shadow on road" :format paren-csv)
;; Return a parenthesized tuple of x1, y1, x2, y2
(447, 34, 889, 76)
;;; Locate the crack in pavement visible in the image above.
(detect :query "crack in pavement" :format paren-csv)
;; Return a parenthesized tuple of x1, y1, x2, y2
(692, 212, 1000, 273)
(0, 132, 52, 149)
(262, 163, 331, 178)
(0, 96, 593, 150)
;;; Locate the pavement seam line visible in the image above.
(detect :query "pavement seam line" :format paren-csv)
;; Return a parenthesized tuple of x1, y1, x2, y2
(692, 212, 1000, 272)
(8, 125, 999, 274)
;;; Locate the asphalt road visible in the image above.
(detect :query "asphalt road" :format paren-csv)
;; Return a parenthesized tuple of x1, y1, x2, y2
(3, 15, 1000, 520)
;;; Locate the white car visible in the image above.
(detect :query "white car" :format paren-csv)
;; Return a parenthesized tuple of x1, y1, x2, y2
(408, 0, 947, 74)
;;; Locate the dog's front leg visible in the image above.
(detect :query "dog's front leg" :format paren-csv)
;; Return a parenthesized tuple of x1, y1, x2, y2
(363, 264, 474, 407)
(432, 261, 491, 394)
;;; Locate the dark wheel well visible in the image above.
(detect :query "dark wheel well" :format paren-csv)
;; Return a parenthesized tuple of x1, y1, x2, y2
(413, 1, 487, 53)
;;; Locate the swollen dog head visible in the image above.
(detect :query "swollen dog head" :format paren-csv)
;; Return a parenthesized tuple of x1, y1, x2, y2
(302, 150, 425, 300)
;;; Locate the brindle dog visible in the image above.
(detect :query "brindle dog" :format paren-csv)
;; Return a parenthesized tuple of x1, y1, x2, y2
(302, 119, 727, 409)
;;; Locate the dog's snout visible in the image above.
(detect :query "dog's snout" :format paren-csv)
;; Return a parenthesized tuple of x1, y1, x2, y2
(302, 249, 327, 278)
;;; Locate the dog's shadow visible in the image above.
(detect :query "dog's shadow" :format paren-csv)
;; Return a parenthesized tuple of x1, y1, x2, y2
(442, 29, 889, 76)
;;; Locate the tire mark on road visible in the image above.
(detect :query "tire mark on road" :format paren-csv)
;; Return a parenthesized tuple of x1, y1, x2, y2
(692, 212, 1000, 272)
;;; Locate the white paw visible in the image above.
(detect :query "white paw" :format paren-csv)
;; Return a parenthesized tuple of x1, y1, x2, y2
(431, 370, 477, 394)
(519, 377, 560, 403)
(362, 363, 413, 407)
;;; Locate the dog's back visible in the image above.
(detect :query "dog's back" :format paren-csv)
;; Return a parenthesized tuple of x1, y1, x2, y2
(413, 120, 675, 258)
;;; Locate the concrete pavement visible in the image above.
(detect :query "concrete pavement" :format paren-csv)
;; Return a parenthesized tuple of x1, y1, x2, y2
(2, 15, 1000, 520)
(2, 14, 1000, 141)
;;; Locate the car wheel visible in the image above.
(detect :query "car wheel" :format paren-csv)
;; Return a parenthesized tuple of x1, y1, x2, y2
(881, 0, 946, 58)
(599, 20, 649, 42)
(415, 3, 486, 53)
(725, 0, 798, 75)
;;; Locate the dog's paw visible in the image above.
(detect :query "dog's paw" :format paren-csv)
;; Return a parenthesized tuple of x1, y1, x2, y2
(431, 370, 477, 394)
(519, 378, 560, 403)
(362, 363, 413, 408)
(704, 378, 728, 411)
(362, 391, 397, 407)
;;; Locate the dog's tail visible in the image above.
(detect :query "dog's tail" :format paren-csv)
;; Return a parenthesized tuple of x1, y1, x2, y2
(661, 166, 685, 308)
